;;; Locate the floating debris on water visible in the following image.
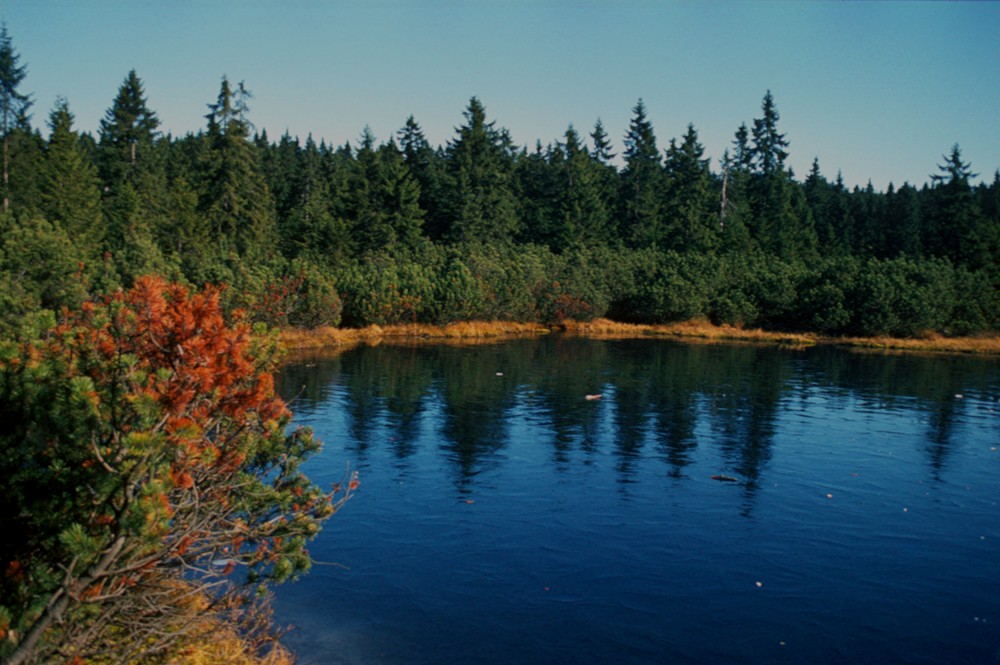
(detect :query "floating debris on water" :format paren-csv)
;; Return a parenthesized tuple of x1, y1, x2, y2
(710, 474, 739, 482)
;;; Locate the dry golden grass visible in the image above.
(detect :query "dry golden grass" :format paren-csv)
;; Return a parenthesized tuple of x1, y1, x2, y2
(172, 632, 293, 665)
(829, 332, 1000, 355)
(560, 318, 816, 346)
(278, 319, 1000, 356)
(279, 320, 549, 351)
(163, 582, 295, 665)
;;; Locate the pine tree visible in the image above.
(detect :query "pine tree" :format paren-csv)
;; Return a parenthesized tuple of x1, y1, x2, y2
(280, 135, 350, 264)
(620, 99, 662, 248)
(398, 115, 445, 240)
(261, 131, 301, 223)
(378, 138, 424, 250)
(198, 77, 278, 262)
(443, 97, 520, 244)
(515, 141, 559, 248)
(348, 129, 424, 255)
(0, 277, 350, 664)
(4, 125, 43, 218)
(590, 118, 615, 163)
(926, 144, 988, 268)
(883, 182, 922, 258)
(558, 125, 609, 250)
(0, 23, 32, 212)
(850, 180, 885, 256)
(39, 98, 103, 257)
(102, 179, 173, 282)
(749, 90, 788, 176)
(97, 69, 160, 191)
(731, 123, 754, 174)
(662, 123, 715, 253)
(746, 91, 815, 259)
(804, 158, 833, 247)
(589, 118, 620, 240)
(717, 130, 754, 253)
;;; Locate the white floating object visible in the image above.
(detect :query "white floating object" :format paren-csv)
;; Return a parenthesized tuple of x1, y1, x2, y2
(585, 394, 603, 401)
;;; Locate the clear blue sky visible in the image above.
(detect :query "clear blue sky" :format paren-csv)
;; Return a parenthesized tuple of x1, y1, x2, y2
(4, 0, 998, 190)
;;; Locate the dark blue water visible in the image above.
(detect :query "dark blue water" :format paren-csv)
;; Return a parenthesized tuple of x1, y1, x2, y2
(273, 338, 1000, 665)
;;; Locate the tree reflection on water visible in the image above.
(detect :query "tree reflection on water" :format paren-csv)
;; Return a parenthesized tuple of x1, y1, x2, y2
(278, 337, 999, 499)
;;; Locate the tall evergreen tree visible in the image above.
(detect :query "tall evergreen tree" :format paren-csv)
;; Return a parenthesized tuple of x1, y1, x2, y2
(275, 135, 349, 264)
(515, 141, 559, 248)
(746, 91, 815, 259)
(4, 125, 43, 218)
(850, 180, 885, 256)
(378, 138, 424, 250)
(717, 127, 754, 252)
(398, 115, 445, 240)
(926, 144, 989, 269)
(443, 97, 520, 244)
(39, 98, 103, 257)
(620, 99, 662, 248)
(883, 182, 922, 258)
(662, 124, 716, 253)
(558, 125, 609, 250)
(749, 90, 788, 176)
(804, 158, 834, 248)
(198, 77, 278, 261)
(589, 118, 620, 238)
(97, 69, 160, 190)
(261, 130, 301, 223)
(590, 118, 615, 163)
(0, 23, 32, 212)
(347, 129, 424, 255)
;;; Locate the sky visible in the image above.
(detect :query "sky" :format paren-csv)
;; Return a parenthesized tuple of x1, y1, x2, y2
(3, 0, 998, 191)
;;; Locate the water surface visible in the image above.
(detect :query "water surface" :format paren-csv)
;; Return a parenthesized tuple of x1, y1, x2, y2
(274, 338, 1000, 664)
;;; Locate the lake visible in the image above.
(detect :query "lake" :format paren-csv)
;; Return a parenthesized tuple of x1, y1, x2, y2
(273, 337, 1000, 664)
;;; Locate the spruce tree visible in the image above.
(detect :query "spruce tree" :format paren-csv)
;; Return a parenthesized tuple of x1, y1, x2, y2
(883, 182, 922, 258)
(927, 144, 988, 268)
(443, 97, 520, 244)
(198, 77, 278, 262)
(749, 90, 788, 176)
(559, 125, 609, 250)
(515, 140, 559, 248)
(746, 91, 815, 259)
(590, 118, 615, 163)
(262, 131, 302, 223)
(0, 23, 32, 212)
(620, 99, 662, 248)
(662, 124, 715, 253)
(378, 138, 424, 250)
(39, 98, 103, 257)
(280, 135, 350, 264)
(398, 115, 445, 240)
(589, 118, 620, 241)
(804, 158, 833, 248)
(97, 69, 159, 191)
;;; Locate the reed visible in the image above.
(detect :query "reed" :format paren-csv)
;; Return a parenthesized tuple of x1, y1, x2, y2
(278, 319, 1000, 356)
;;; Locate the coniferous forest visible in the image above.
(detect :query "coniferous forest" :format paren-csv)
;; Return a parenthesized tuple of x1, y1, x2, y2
(1, 20, 1000, 664)
(1, 31, 999, 341)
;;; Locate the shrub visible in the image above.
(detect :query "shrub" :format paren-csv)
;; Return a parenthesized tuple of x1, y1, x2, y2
(0, 276, 353, 664)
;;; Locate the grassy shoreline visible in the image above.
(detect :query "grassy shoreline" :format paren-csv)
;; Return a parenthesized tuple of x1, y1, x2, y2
(279, 318, 1000, 356)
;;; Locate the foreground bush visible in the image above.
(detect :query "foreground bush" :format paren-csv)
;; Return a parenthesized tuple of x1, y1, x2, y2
(0, 276, 354, 664)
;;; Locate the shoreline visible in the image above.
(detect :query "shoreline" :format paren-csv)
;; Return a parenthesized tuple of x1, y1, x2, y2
(278, 318, 1000, 356)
